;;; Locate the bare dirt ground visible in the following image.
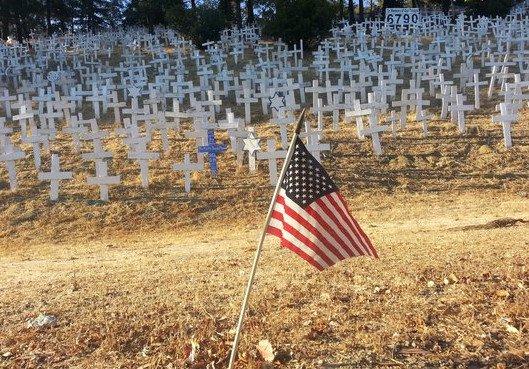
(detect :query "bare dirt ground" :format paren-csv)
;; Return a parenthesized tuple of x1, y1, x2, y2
(1, 190, 529, 369)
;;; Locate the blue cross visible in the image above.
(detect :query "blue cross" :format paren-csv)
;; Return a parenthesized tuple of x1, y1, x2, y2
(198, 130, 227, 177)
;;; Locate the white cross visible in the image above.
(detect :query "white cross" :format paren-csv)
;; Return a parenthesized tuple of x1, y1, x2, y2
(436, 85, 454, 120)
(236, 82, 258, 124)
(107, 91, 127, 125)
(433, 73, 453, 95)
(0, 138, 25, 190)
(305, 80, 326, 111)
(81, 120, 113, 160)
(63, 115, 89, 153)
(0, 118, 12, 143)
(86, 85, 106, 119)
(466, 72, 487, 109)
(39, 101, 63, 141)
(86, 160, 120, 202)
(416, 110, 433, 138)
(360, 114, 389, 156)
(173, 153, 204, 193)
(391, 90, 414, 129)
(0, 88, 16, 118)
(492, 103, 518, 148)
(15, 103, 47, 170)
(486, 65, 502, 98)
(256, 139, 287, 186)
(270, 107, 295, 150)
(38, 154, 73, 201)
(165, 98, 187, 131)
(448, 94, 474, 133)
(302, 121, 329, 162)
(384, 111, 399, 139)
(345, 99, 371, 140)
(54, 95, 76, 127)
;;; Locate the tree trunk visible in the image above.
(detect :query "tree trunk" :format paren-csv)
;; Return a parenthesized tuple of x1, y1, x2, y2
(441, 0, 450, 14)
(46, 0, 51, 35)
(348, 0, 355, 23)
(247, 0, 254, 24)
(88, 0, 95, 33)
(15, 13, 23, 43)
(1, 14, 10, 41)
(339, 0, 344, 18)
(190, 0, 196, 9)
(221, 0, 232, 22)
(60, 19, 67, 33)
(358, 0, 364, 22)
(21, 15, 29, 41)
(231, 0, 242, 28)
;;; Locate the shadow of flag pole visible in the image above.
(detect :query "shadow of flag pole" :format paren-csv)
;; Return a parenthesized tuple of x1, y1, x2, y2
(227, 108, 307, 369)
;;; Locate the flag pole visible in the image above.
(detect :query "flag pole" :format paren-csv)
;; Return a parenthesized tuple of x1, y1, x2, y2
(228, 108, 307, 369)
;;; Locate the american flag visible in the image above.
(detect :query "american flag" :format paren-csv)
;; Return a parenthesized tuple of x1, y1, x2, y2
(267, 137, 378, 270)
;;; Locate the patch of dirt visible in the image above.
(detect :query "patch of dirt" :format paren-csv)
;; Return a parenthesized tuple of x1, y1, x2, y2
(453, 217, 528, 230)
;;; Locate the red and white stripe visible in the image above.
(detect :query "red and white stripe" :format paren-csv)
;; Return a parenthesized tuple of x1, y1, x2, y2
(267, 188, 378, 270)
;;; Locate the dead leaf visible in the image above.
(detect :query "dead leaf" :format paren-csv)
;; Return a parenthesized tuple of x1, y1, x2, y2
(442, 307, 459, 316)
(398, 348, 432, 355)
(256, 340, 275, 362)
(375, 358, 404, 366)
(505, 324, 520, 334)
(357, 295, 367, 303)
(495, 290, 510, 298)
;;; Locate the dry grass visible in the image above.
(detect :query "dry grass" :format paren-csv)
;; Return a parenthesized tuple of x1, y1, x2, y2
(1, 45, 529, 368)
(1, 192, 528, 368)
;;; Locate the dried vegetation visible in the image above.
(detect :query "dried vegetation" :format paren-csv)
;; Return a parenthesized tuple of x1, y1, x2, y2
(1, 49, 529, 368)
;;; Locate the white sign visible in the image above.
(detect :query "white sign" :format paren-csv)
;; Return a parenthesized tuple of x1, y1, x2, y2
(385, 8, 420, 26)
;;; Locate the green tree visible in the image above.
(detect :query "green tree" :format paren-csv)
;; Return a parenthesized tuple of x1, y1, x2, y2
(466, 0, 516, 17)
(165, 3, 228, 45)
(264, 0, 335, 47)
(124, 0, 186, 32)
(1, 0, 43, 41)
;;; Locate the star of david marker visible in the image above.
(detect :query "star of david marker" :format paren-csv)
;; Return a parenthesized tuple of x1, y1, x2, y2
(128, 86, 142, 98)
(243, 131, 261, 156)
(243, 129, 261, 173)
(47, 71, 60, 82)
(197, 130, 227, 177)
(269, 92, 286, 112)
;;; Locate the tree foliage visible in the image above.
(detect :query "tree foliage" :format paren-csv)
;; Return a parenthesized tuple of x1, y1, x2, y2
(465, 0, 517, 17)
(0, 0, 522, 44)
(263, 0, 335, 47)
(172, 5, 228, 44)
